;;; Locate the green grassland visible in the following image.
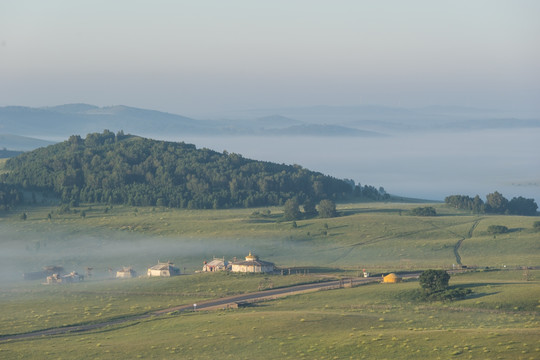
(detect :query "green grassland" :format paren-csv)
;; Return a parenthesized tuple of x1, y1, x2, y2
(3, 201, 538, 271)
(0, 201, 539, 359)
(0, 270, 538, 359)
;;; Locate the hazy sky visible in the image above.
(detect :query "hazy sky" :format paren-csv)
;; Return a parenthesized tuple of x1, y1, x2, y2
(1, 0, 539, 116)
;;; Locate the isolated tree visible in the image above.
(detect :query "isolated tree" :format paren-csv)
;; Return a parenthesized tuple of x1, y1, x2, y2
(283, 198, 301, 221)
(485, 191, 509, 214)
(419, 269, 450, 294)
(318, 199, 336, 218)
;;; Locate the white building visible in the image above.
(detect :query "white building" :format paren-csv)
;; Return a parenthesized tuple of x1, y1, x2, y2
(202, 257, 229, 272)
(147, 262, 180, 277)
(231, 253, 274, 273)
(116, 267, 137, 278)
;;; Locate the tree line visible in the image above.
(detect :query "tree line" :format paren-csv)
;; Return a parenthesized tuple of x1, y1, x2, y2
(445, 191, 538, 216)
(0, 183, 22, 210)
(2, 130, 387, 210)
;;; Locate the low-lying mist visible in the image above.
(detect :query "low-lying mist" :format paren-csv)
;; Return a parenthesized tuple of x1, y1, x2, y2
(169, 128, 540, 203)
(0, 222, 319, 285)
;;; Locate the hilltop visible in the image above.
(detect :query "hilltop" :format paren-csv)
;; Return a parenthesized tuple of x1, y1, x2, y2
(1, 130, 355, 209)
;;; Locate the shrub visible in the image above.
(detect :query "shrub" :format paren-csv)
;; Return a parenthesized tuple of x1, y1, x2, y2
(487, 225, 508, 235)
(411, 206, 436, 216)
(533, 221, 540, 232)
(417, 269, 471, 302)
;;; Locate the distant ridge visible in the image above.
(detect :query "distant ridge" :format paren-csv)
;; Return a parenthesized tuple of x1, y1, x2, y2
(1, 104, 538, 140)
(0, 134, 54, 151)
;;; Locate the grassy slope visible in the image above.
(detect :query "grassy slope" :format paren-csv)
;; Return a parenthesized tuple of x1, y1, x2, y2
(0, 202, 538, 359)
(3, 202, 538, 270)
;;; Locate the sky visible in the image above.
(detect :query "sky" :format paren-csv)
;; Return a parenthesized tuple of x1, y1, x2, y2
(1, 0, 539, 117)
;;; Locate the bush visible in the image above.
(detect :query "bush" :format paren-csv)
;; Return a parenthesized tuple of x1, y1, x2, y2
(487, 225, 508, 235)
(533, 221, 540, 232)
(425, 287, 472, 301)
(411, 206, 436, 216)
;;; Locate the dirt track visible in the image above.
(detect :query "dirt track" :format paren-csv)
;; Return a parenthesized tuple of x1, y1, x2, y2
(1, 275, 399, 342)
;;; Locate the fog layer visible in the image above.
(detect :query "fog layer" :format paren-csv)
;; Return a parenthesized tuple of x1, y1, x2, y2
(174, 128, 540, 203)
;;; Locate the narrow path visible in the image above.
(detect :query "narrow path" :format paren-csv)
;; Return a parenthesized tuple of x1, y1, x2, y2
(454, 219, 482, 266)
(1, 275, 416, 342)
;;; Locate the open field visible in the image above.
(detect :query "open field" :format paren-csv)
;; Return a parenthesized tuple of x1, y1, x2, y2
(0, 270, 538, 359)
(0, 201, 539, 359)
(1, 202, 538, 275)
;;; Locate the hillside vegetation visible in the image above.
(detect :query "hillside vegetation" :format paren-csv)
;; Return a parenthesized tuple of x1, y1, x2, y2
(1, 131, 359, 209)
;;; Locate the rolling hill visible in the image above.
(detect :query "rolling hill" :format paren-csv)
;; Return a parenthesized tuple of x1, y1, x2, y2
(1, 131, 356, 209)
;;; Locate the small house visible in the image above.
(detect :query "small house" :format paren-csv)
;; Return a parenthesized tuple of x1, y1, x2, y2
(202, 257, 229, 272)
(116, 267, 137, 279)
(382, 273, 402, 283)
(231, 252, 274, 273)
(147, 262, 180, 277)
(46, 271, 83, 284)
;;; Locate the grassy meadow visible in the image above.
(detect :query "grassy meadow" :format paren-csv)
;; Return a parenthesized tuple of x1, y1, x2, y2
(0, 270, 538, 359)
(0, 201, 539, 359)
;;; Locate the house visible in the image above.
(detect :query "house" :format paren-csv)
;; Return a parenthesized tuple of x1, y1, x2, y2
(231, 252, 274, 273)
(45, 271, 83, 284)
(116, 267, 137, 278)
(202, 257, 229, 272)
(147, 261, 180, 277)
(382, 273, 402, 283)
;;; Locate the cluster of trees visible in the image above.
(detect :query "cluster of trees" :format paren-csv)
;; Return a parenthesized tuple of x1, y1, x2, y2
(283, 198, 337, 220)
(0, 183, 22, 210)
(445, 192, 538, 216)
(1, 131, 364, 210)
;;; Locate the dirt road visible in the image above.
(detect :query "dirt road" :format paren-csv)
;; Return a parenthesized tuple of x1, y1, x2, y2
(1, 276, 394, 342)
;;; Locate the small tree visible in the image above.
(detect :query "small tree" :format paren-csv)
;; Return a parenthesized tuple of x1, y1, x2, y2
(283, 198, 301, 221)
(302, 198, 318, 217)
(419, 269, 450, 294)
(534, 221, 540, 232)
(318, 199, 337, 218)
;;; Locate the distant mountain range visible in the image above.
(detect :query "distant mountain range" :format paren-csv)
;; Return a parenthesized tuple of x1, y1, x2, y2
(0, 134, 54, 152)
(1, 103, 539, 151)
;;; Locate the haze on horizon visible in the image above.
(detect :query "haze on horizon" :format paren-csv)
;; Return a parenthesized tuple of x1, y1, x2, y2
(1, 0, 539, 118)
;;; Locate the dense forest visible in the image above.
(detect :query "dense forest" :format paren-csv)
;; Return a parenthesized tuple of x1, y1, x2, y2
(0, 130, 378, 209)
(445, 192, 538, 216)
(0, 183, 22, 210)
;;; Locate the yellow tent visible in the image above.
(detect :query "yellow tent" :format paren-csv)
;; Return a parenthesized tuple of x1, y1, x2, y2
(383, 273, 402, 283)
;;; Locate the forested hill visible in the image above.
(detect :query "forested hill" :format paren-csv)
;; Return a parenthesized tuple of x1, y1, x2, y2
(1, 130, 354, 209)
